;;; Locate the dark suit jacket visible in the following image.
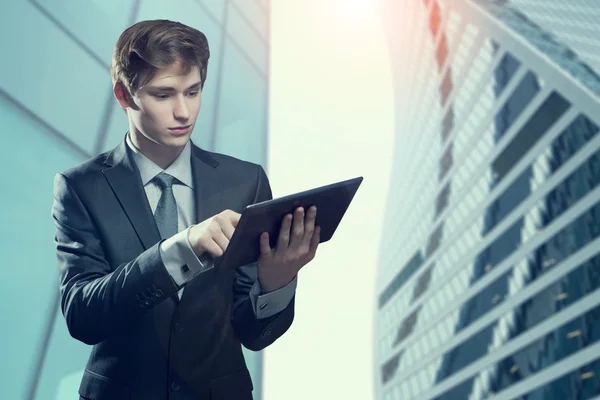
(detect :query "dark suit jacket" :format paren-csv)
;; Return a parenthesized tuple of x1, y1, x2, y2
(52, 138, 295, 400)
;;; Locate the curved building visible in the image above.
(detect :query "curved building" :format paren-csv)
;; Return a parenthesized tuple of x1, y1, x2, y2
(375, 0, 600, 398)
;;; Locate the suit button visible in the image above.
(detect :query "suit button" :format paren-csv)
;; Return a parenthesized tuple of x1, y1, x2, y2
(260, 328, 272, 338)
(174, 323, 184, 333)
(171, 381, 180, 391)
(154, 289, 163, 297)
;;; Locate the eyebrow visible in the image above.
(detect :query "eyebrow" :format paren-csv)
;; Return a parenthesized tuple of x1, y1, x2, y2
(147, 81, 202, 91)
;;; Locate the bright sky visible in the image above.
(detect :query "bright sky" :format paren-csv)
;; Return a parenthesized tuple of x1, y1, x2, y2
(265, 1, 395, 399)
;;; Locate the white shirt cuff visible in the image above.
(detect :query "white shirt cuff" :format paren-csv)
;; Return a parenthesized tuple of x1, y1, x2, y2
(159, 226, 214, 287)
(250, 276, 297, 319)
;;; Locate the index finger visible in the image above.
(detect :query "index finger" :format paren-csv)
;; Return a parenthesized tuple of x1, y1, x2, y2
(222, 209, 241, 228)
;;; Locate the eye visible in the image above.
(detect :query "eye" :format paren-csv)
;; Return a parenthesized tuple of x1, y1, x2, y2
(188, 91, 199, 97)
(154, 94, 169, 100)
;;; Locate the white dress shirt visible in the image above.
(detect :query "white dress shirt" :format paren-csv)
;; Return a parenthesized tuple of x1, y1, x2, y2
(125, 134, 296, 318)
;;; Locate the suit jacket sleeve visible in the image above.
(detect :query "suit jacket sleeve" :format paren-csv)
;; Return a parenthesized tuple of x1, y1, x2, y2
(52, 173, 181, 345)
(230, 165, 296, 351)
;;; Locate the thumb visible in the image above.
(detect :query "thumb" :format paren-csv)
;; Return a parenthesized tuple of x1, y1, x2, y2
(259, 232, 271, 255)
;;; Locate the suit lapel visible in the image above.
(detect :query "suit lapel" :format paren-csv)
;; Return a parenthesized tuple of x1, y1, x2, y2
(101, 137, 224, 305)
(190, 143, 223, 225)
(102, 138, 162, 250)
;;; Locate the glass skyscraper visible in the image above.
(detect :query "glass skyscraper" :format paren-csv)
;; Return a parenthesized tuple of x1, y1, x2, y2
(0, 1, 270, 399)
(375, 0, 600, 399)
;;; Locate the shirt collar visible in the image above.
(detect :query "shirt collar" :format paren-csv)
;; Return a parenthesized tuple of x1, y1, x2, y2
(126, 133, 194, 189)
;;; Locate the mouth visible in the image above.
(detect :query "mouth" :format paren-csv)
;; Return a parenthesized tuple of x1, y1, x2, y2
(168, 125, 192, 135)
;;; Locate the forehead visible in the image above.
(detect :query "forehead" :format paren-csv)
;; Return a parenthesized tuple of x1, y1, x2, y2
(144, 62, 201, 88)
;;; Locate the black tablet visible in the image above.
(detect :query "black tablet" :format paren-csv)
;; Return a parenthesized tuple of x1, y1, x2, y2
(221, 176, 363, 269)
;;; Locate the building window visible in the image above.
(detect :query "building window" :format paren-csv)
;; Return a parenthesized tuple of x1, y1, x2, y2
(495, 70, 541, 141)
(440, 68, 454, 105)
(426, 223, 444, 257)
(439, 144, 454, 180)
(441, 110, 454, 143)
(493, 91, 571, 182)
(435, 183, 451, 218)
(381, 351, 403, 384)
(393, 306, 422, 346)
(378, 251, 425, 309)
(412, 266, 433, 303)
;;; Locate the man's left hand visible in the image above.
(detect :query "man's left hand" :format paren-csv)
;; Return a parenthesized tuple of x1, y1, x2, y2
(257, 206, 320, 293)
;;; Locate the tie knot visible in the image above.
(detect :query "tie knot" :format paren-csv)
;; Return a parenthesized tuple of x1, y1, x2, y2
(153, 172, 177, 190)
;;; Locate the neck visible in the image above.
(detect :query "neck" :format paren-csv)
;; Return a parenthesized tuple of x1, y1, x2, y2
(128, 129, 185, 170)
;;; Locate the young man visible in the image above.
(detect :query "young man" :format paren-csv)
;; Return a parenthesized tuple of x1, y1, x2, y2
(52, 19, 320, 400)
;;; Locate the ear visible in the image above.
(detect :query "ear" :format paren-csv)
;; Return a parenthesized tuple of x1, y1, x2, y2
(113, 81, 133, 109)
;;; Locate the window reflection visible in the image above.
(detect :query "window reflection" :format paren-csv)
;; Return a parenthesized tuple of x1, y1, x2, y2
(432, 301, 600, 399)
(381, 204, 600, 387)
(379, 251, 425, 308)
(477, 303, 600, 398)
(494, 71, 541, 141)
(494, 51, 521, 97)
(493, 91, 571, 183)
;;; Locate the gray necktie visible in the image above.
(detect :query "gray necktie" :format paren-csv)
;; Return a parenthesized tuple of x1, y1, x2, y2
(153, 172, 178, 239)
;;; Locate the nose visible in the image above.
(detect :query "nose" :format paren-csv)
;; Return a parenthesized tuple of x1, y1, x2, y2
(173, 95, 190, 121)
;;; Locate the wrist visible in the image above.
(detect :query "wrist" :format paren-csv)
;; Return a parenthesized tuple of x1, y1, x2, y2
(259, 275, 295, 294)
(187, 226, 205, 258)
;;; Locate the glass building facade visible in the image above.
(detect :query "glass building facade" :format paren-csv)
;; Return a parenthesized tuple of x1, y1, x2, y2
(375, 0, 600, 399)
(0, 0, 270, 399)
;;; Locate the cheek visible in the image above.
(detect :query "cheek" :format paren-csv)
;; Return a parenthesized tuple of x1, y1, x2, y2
(138, 104, 167, 126)
(191, 97, 202, 115)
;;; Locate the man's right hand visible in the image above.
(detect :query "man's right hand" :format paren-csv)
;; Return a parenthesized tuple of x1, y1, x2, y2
(188, 209, 241, 258)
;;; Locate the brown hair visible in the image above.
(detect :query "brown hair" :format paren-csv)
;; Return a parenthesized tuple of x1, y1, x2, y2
(111, 19, 210, 95)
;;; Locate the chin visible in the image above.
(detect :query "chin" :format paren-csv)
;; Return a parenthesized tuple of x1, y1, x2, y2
(162, 133, 191, 147)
